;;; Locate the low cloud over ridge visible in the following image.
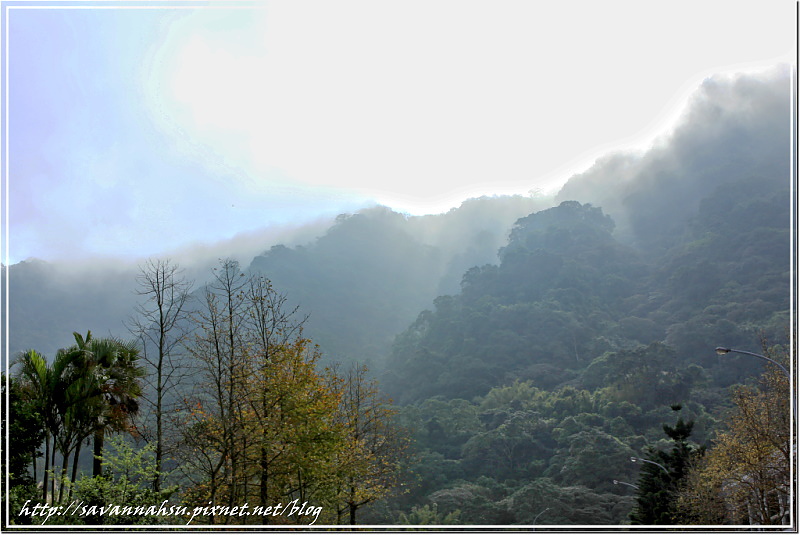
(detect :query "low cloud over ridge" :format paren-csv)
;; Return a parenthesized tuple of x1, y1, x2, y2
(556, 65, 792, 247)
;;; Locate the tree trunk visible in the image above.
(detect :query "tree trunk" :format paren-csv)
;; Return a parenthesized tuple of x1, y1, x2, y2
(57, 449, 70, 504)
(209, 472, 217, 525)
(154, 337, 164, 494)
(154, 378, 162, 493)
(68, 440, 82, 501)
(93, 428, 104, 478)
(49, 440, 58, 503)
(32, 445, 38, 486)
(349, 482, 358, 525)
(42, 432, 51, 503)
(260, 434, 269, 524)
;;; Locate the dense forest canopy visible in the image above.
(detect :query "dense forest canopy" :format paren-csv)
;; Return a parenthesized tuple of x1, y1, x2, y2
(3, 68, 793, 526)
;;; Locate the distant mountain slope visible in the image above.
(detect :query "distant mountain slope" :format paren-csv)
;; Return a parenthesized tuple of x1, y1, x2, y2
(556, 67, 791, 251)
(385, 185, 788, 403)
(373, 69, 791, 524)
(384, 201, 648, 402)
(5, 195, 551, 364)
(246, 196, 553, 368)
(3, 260, 139, 359)
(384, 69, 791, 404)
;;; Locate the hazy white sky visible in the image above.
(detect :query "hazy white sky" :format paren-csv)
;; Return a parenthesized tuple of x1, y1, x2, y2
(5, 0, 795, 263)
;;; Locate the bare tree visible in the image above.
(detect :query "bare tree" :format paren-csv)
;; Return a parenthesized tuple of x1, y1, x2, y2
(129, 258, 193, 493)
(183, 259, 251, 521)
(243, 273, 307, 523)
(336, 363, 409, 525)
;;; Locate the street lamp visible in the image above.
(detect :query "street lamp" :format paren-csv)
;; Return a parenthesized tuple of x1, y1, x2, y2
(715, 347, 790, 378)
(631, 456, 669, 474)
(532, 507, 550, 525)
(613, 479, 639, 490)
(716, 345, 796, 426)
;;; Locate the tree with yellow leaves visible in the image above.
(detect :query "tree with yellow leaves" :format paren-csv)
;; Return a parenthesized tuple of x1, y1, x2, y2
(332, 364, 411, 524)
(678, 343, 791, 525)
(174, 259, 409, 525)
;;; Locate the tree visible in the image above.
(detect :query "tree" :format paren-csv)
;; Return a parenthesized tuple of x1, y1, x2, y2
(129, 258, 194, 493)
(70, 436, 175, 525)
(175, 260, 412, 525)
(55, 355, 101, 503)
(241, 272, 306, 521)
(24, 332, 145, 506)
(179, 259, 336, 524)
(68, 332, 144, 480)
(498, 478, 631, 524)
(178, 336, 344, 524)
(1, 375, 45, 524)
(582, 344, 698, 410)
(677, 344, 791, 525)
(397, 503, 461, 525)
(629, 405, 704, 524)
(334, 364, 409, 524)
(249, 338, 343, 522)
(182, 258, 250, 518)
(14, 348, 83, 503)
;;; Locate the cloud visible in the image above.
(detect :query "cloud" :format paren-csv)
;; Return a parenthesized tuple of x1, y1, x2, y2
(556, 65, 792, 246)
(9, 2, 794, 263)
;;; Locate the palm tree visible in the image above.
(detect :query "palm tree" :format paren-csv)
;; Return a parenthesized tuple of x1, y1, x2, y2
(53, 365, 99, 503)
(71, 332, 144, 478)
(15, 333, 144, 503)
(15, 348, 83, 503)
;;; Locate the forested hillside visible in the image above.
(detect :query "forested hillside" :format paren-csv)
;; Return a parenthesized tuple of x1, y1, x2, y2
(4, 69, 792, 527)
(367, 70, 791, 525)
(373, 184, 789, 523)
(247, 196, 551, 367)
(556, 70, 791, 252)
(384, 179, 789, 404)
(4, 195, 550, 367)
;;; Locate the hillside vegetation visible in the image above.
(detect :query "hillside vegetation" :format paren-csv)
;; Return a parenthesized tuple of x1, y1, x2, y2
(5, 69, 792, 526)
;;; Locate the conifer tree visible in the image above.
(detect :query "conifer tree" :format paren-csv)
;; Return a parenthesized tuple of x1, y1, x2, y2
(629, 405, 703, 524)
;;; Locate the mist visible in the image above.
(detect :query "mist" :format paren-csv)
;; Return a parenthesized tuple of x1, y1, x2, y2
(556, 65, 792, 249)
(3, 213, 338, 358)
(5, 62, 792, 526)
(4, 194, 554, 362)
(7, 66, 792, 366)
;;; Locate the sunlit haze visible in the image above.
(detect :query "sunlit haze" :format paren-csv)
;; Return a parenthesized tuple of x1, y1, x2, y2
(5, 0, 795, 264)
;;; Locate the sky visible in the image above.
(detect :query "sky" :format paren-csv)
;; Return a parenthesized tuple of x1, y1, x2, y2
(3, 0, 795, 264)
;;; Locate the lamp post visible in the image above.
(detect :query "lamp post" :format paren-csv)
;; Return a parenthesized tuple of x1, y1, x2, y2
(715, 346, 795, 420)
(532, 507, 550, 525)
(715, 347, 790, 378)
(631, 456, 669, 474)
(613, 479, 639, 490)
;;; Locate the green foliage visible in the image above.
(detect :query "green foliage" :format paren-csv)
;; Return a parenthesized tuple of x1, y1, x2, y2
(70, 436, 176, 525)
(2, 376, 45, 525)
(629, 408, 704, 525)
(546, 428, 637, 493)
(397, 503, 462, 525)
(500, 478, 634, 524)
(6, 88, 791, 527)
(461, 409, 554, 480)
(2, 376, 45, 486)
(378, 168, 788, 525)
(582, 343, 698, 410)
(386, 202, 650, 404)
(427, 479, 513, 524)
